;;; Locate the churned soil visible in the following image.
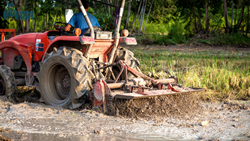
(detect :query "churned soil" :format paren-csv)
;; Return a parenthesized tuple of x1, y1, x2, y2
(110, 92, 202, 119)
(0, 93, 250, 141)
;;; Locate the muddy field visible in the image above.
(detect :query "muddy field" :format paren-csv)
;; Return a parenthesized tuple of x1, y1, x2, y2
(0, 93, 250, 141)
(0, 45, 250, 141)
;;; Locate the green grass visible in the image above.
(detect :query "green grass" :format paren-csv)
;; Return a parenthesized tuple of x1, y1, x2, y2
(132, 49, 250, 101)
(192, 32, 250, 46)
(138, 20, 250, 46)
(212, 32, 250, 46)
(139, 21, 187, 45)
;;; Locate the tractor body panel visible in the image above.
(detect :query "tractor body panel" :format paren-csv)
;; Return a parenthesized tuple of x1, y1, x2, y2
(0, 40, 32, 74)
(89, 39, 116, 62)
(9, 33, 38, 46)
(3, 48, 21, 69)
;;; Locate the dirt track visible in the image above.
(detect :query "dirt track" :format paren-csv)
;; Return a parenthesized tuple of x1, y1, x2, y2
(0, 95, 250, 141)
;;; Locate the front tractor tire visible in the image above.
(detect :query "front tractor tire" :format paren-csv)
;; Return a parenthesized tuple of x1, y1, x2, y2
(0, 65, 16, 97)
(36, 47, 94, 109)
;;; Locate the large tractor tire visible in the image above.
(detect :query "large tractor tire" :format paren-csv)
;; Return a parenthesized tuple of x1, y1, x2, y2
(36, 47, 94, 109)
(0, 65, 16, 97)
(115, 48, 141, 79)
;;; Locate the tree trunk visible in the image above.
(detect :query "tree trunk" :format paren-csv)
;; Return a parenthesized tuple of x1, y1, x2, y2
(235, 7, 237, 25)
(236, 0, 245, 28)
(247, 6, 249, 36)
(102, 0, 107, 15)
(143, 0, 154, 33)
(48, 11, 51, 30)
(25, 0, 29, 32)
(231, 0, 234, 28)
(43, 14, 46, 31)
(33, 0, 37, 32)
(135, 0, 144, 33)
(14, 0, 25, 32)
(11, 0, 19, 31)
(19, 0, 25, 32)
(92, 1, 98, 14)
(107, 0, 111, 14)
(130, 0, 143, 32)
(204, 0, 209, 31)
(139, 0, 147, 32)
(125, 0, 132, 29)
(223, 0, 230, 30)
(190, 11, 192, 31)
(190, 0, 199, 32)
(197, 8, 203, 31)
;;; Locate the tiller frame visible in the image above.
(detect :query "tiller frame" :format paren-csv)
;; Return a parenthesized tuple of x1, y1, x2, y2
(89, 61, 203, 113)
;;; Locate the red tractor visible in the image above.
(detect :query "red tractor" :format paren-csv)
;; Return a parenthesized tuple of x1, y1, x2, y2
(0, 0, 202, 112)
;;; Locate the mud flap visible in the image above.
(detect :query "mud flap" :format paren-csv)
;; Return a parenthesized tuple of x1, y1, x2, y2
(90, 79, 111, 113)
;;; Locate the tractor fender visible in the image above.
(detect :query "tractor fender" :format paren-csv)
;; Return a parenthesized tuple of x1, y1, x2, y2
(0, 40, 33, 74)
(42, 36, 80, 61)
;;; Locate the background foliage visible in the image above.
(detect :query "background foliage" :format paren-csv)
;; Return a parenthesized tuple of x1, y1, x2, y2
(1, 0, 250, 45)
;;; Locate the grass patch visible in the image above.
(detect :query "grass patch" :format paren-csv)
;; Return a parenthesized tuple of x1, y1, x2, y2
(212, 32, 250, 46)
(192, 32, 250, 46)
(136, 21, 187, 45)
(132, 49, 250, 101)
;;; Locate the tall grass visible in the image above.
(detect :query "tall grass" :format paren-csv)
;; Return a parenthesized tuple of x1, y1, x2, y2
(139, 19, 250, 46)
(141, 21, 187, 45)
(213, 32, 250, 46)
(133, 49, 250, 101)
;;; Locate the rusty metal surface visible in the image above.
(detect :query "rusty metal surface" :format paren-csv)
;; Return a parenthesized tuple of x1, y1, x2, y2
(107, 82, 133, 89)
(90, 80, 110, 113)
(90, 39, 115, 63)
(116, 60, 157, 84)
(113, 88, 204, 100)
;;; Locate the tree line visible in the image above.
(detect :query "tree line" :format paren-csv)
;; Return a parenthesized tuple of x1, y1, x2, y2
(0, 0, 249, 36)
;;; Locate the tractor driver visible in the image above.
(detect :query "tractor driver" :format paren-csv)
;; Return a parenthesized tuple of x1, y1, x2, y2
(54, 0, 100, 36)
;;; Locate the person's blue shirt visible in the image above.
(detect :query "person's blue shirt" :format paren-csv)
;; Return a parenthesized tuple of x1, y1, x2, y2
(68, 12, 100, 36)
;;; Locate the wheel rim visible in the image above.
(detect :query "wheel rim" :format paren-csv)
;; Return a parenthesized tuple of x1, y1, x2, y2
(0, 79, 5, 95)
(46, 64, 71, 104)
(55, 67, 71, 99)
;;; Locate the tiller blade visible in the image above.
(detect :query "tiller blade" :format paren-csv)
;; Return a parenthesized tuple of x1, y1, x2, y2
(89, 60, 204, 113)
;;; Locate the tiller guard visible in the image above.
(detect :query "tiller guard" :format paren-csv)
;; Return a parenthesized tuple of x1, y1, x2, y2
(89, 61, 204, 113)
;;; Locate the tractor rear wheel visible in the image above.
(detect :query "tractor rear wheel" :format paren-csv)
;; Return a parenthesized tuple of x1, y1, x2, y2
(115, 48, 141, 79)
(36, 47, 94, 109)
(0, 65, 16, 97)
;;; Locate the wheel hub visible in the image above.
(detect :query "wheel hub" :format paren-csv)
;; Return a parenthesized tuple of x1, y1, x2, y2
(62, 75, 71, 88)
(54, 66, 71, 99)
